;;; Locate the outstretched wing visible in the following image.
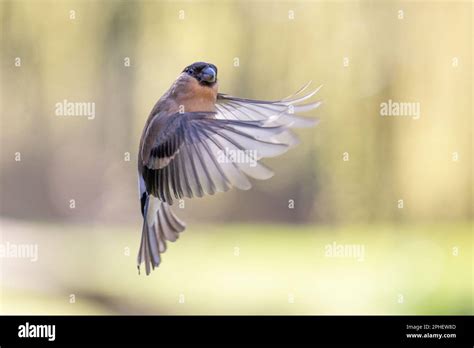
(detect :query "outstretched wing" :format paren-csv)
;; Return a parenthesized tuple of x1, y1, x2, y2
(216, 82, 322, 127)
(141, 83, 322, 205)
(216, 82, 321, 148)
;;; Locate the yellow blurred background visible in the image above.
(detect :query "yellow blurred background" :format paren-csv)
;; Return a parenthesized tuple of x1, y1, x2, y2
(0, 0, 472, 314)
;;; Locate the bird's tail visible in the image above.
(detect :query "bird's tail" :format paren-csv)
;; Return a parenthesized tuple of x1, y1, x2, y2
(137, 194, 186, 275)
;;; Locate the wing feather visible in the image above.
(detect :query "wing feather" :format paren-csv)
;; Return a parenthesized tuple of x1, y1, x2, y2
(140, 83, 321, 204)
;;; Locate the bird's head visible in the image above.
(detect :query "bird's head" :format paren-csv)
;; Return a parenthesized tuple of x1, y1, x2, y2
(182, 62, 218, 87)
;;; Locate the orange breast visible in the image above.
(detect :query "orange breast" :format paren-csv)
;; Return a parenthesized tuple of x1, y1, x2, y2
(173, 74, 218, 113)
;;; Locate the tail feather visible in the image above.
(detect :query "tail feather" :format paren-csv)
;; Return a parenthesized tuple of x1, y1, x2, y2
(163, 204, 186, 233)
(137, 194, 186, 275)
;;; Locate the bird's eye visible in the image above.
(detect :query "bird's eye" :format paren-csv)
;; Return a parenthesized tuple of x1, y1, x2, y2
(187, 68, 194, 74)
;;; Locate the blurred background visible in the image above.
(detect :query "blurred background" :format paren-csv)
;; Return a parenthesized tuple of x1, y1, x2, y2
(0, 0, 472, 314)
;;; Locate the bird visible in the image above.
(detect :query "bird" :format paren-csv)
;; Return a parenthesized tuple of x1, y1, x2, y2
(137, 61, 321, 275)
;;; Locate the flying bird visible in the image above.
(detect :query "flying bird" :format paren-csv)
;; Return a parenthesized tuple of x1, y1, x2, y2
(137, 62, 321, 275)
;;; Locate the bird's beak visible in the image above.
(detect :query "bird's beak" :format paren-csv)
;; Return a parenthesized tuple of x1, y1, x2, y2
(200, 66, 217, 83)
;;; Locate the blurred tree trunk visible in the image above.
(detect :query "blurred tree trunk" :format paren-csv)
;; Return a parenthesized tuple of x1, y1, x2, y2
(0, 2, 53, 220)
(96, 2, 141, 222)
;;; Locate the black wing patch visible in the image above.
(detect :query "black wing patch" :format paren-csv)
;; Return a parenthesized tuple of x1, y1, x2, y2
(142, 113, 290, 204)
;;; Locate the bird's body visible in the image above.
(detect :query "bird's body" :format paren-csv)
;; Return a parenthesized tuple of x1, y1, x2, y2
(138, 72, 218, 172)
(137, 62, 321, 275)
